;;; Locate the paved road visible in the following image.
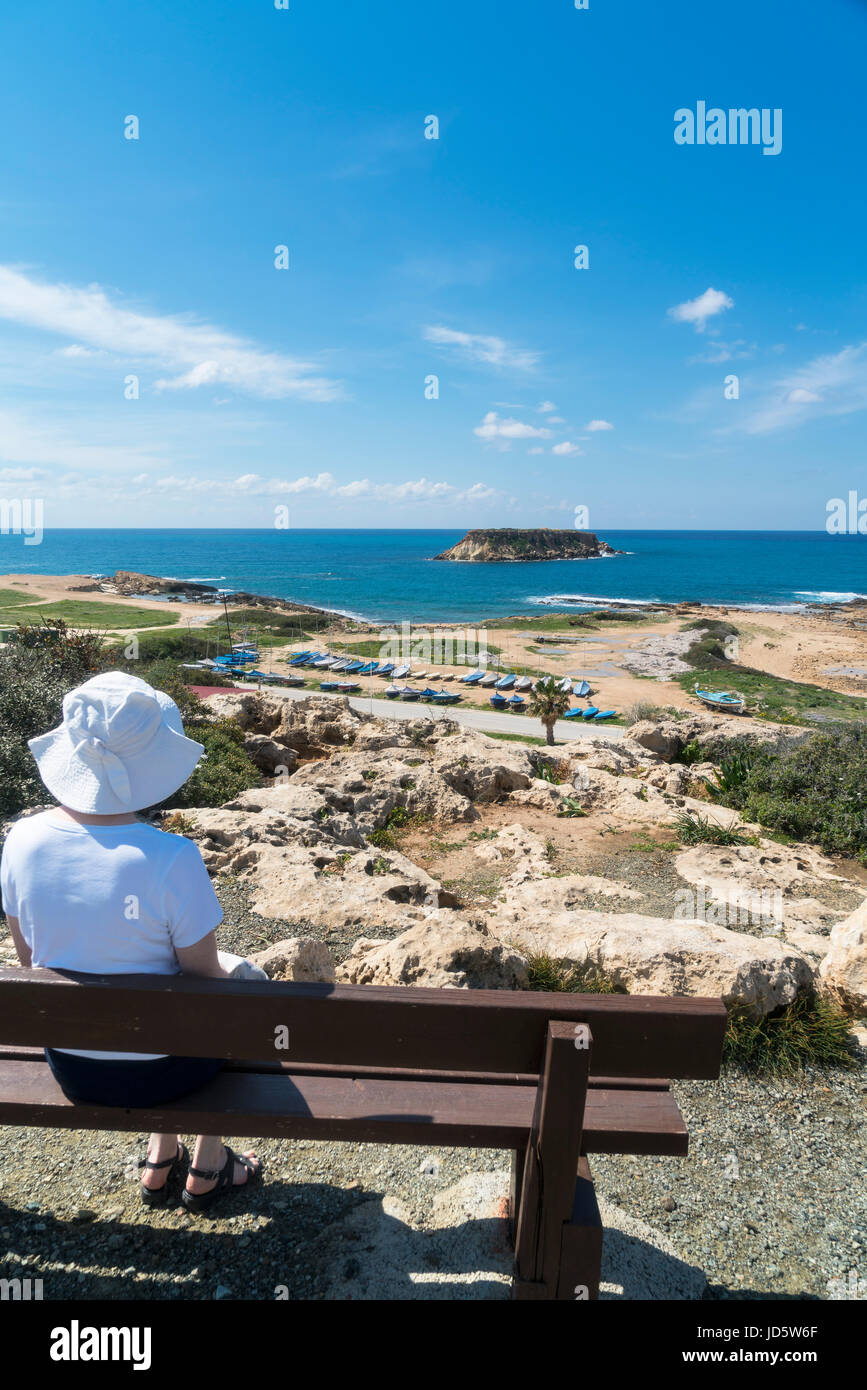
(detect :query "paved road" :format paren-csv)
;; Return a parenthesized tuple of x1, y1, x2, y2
(234, 682, 624, 743)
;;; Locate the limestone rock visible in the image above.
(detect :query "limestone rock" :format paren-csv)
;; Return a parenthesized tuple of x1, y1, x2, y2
(248, 937, 336, 983)
(674, 842, 849, 937)
(243, 734, 298, 775)
(488, 910, 813, 1015)
(819, 900, 867, 1011)
(337, 918, 529, 990)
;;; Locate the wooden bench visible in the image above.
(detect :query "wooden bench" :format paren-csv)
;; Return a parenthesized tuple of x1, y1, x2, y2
(0, 967, 726, 1300)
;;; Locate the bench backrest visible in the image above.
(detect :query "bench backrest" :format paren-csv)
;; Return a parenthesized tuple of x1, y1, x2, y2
(0, 968, 727, 1079)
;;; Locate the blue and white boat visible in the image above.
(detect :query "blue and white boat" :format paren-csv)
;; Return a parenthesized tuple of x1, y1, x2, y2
(593, 710, 616, 722)
(508, 695, 526, 711)
(393, 664, 412, 680)
(461, 669, 485, 684)
(495, 674, 516, 690)
(490, 693, 509, 709)
(581, 705, 599, 720)
(515, 676, 533, 691)
(399, 685, 421, 701)
(694, 684, 746, 715)
(430, 691, 460, 705)
(563, 707, 585, 720)
(573, 680, 591, 698)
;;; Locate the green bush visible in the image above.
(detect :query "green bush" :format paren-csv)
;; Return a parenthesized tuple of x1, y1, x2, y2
(165, 719, 261, 810)
(0, 620, 260, 817)
(133, 628, 217, 663)
(678, 739, 703, 766)
(701, 724, 867, 860)
(0, 621, 114, 815)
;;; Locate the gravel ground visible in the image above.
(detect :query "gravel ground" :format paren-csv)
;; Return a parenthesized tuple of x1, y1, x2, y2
(1, 875, 865, 1301)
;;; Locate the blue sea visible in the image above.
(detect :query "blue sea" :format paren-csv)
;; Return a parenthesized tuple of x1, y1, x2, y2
(3, 530, 865, 624)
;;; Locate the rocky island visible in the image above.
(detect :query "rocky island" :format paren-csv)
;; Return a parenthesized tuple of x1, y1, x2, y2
(433, 527, 621, 562)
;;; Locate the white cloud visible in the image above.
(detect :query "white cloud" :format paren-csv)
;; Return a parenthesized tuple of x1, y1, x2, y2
(551, 441, 581, 455)
(744, 343, 867, 434)
(527, 447, 544, 455)
(138, 471, 501, 507)
(0, 265, 342, 401)
(585, 419, 614, 431)
(474, 411, 553, 447)
(423, 324, 540, 371)
(538, 400, 557, 413)
(668, 287, 734, 333)
(547, 415, 566, 424)
(57, 344, 104, 358)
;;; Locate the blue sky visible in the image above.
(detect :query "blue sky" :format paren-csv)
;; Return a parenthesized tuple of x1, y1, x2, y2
(0, 0, 865, 530)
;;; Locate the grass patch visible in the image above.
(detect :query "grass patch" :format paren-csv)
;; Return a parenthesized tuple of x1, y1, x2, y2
(525, 951, 627, 994)
(327, 638, 501, 665)
(0, 588, 45, 607)
(484, 729, 547, 746)
(368, 804, 432, 848)
(724, 992, 859, 1075)
(0, 601, 179, 630)
(681, 663, 867, 725)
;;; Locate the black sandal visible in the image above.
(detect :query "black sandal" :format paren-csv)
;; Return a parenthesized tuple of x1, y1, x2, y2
(139, 1141, 189, 1207)
(181, 1145, 262, 1214)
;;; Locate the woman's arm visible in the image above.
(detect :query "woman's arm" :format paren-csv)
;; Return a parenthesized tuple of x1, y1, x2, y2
(174, 930, 231, 979)
(6, 916, 32, 968)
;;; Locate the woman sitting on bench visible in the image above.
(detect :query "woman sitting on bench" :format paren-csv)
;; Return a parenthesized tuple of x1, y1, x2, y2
(0, 670, 262, 1212)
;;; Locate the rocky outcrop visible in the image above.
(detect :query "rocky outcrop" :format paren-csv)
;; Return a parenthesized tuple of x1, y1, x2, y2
(110, 570, 326, 616)
(433, 528, 621, 563)
(674, 843, 850, 951)
(487, 910, 812, 1016)
(819, 900, 867, 1011)
(627, 713, 800, 763)
(248, 937, 336, 983)
(172, 699, 867, 1015)
(337, 919, 529, 990)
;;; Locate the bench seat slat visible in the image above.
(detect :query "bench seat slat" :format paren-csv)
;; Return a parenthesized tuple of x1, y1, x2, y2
(0, 1045, 671, 1090)
(0, 1060, 688, 1155)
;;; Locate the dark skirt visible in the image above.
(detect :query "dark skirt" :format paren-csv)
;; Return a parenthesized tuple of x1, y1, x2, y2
(45, 1048, 224, 1108)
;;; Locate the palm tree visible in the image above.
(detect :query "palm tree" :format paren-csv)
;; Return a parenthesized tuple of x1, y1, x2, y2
(528, 674, 571, 745)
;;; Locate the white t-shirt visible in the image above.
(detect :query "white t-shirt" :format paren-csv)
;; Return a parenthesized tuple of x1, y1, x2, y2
(0, 811, 222, 1061)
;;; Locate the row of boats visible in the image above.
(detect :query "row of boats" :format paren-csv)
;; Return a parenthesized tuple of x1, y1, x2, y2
(285, 651, 616, 719)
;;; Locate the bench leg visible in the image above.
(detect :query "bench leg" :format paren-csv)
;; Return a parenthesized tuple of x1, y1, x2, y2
(508, 1147, 525, 1244)
(557, 1157, 603, 1300)
(511, 1021, 592, 1300)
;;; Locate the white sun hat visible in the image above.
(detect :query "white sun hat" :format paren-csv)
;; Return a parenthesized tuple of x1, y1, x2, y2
(28, 671, 205, 814)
